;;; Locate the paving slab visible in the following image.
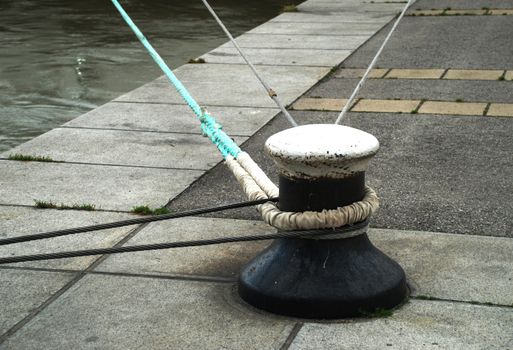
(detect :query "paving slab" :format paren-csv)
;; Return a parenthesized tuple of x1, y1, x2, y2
(386, 68, 445, 79)
(116, 64, 329, 108)
(3, 128, 245, 170)
(298, 2, 404, 13)
(0, 274, 295, 350)
(63, 103, 280, 137)
(444, 69, 504, 80)
(341, 16, 513, 69)
(370, 228, 513, 306)
(225, 33, 370, 50)
(248, 21, 385, 36)
(0, 207, 136, 270)
(201, 47, 351, 67)
(168, 111, 513, 238)
(506, 71, 513, 80)
(418, 101, 487, 116)
(487, 103, 513, 117)
(0, 160, 202, 211)
(352, 99, 420, 113)
(292, 98, 348, 111)
(412, 0, 513, 10)
(270, 12, 393, 23)
(489, 8, 513, 15)
(0, 269, 75, 336)
(290, 300, 513, 349)
(307, 78, 513, 103)
(96, 217, 272, 279)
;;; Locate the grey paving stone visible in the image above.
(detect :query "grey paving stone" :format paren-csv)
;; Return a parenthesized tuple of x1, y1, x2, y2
(412, 0, 513, 10)
(167, 111, 513, 238)
(248, 21, 385, 36)
(63, 103, 279, 137)
(220, 33, 370, 50)
(0, 269, 74, 335)
(341, 16, 513, 69)
(1, 274, 295, 350)
(0, 207, 136, 270)
(96, 217, 272, 279)
(0, 160, 202, 211)
(116, 64, 329, 108)
(290, 300, 513, 349)
(298, 2, 404, 13)
(270, 12, 393, 23)
(4, 128, 245, 170)
(201, 47, 351, 67)
(370, 228, 513, 306)
(308, 78, 513, 103)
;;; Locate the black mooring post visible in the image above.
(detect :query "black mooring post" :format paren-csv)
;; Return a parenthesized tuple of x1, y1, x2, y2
(238, 124, 407, 319)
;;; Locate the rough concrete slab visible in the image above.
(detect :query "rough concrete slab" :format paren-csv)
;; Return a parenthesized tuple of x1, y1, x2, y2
(0, 269, 74, 336)
(386, 68, 445, 79)
(487, 103, 513, 117)
(0, 207, 136, 270)
(334, 68, 389, 78)
(1, 274, 295, 349)
(63, 103, 279, 137)
(412, 0, 513, 10)
(248, 21, 384, 36)
(352, 99, 420, 113)
(418, 101, 486, 115)
(307, 78, 513, 103)
(168, 111, 513, 238)
(444, 69, 504, 80)
(0, 160, 202, 211)
(298, 2, 403, 13)
(292, 98, 348, 111)
(201, 47, 351, 67)
(3, 128, 245, 170)
(370, 228, 513, 306)
(290, 300, 513, 349)
(96, 217, 272, 279)
(270, 12, 393, 23)
(116, 64, 329, 108)
(226, 33, 370, 50)
(341, 17, 513, 69)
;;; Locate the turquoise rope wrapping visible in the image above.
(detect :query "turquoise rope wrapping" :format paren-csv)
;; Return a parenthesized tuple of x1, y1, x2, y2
(111, 0, 240, 158)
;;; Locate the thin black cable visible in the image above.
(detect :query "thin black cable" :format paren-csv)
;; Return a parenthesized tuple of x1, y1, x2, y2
(0, 197, 278, 246)
(0, 221, 368, 265)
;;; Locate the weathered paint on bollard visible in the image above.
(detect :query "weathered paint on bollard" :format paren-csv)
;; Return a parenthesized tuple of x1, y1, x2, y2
(238, 124, 408, 319)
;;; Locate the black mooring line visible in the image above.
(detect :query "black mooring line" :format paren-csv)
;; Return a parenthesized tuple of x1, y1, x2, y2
(0, 221, 369, 265)
(0, 197, 278, 247)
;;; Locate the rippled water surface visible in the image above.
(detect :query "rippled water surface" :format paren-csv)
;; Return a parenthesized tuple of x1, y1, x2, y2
(0, 0, 298, 152)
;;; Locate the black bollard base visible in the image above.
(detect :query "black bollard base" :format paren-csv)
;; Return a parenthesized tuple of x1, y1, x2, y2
(238, 232, 408, 319)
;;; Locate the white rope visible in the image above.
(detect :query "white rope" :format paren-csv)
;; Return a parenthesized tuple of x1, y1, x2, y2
(200, 0, 298, 127)
(225, 154, 379, 231)
(334, 0, 414, 125)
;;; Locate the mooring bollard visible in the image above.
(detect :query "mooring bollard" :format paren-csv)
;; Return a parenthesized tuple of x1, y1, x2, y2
(238, 124, 407, 318)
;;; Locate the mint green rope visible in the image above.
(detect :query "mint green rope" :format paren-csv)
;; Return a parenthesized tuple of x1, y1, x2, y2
(111, 0, 240, 158)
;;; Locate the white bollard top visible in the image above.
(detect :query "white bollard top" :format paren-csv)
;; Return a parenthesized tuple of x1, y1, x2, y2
(265, 124, 379, 179)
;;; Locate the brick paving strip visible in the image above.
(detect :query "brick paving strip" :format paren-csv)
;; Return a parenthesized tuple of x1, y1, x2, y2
(337, 68, 513, 80)
(408, 8, 513, 16)
(293, 97, 513, 117)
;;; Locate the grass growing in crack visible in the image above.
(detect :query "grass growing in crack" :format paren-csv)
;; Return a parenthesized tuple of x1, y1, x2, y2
(34, 200, 96, 211)
(455, 98, 464, 103)
(498, 76, 505, 81)
(360, 307, 393, 318)
(282, 4, 298, 12)
(411, 110, 418, 114)
(188, 58, 206, 64)
(8, 154, 56, 162)
(415, 294, 436, 300)
(131, 205, 170, 216)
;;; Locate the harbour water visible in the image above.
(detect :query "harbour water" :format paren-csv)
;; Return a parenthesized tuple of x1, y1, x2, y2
(0, 0, 298, 152)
